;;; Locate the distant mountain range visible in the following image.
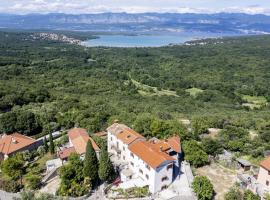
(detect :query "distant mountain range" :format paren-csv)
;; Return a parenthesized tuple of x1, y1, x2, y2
(1, 13, 270, 34)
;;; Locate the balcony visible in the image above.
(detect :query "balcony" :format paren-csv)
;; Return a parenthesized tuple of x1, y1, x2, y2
(111, 145, 121, 154)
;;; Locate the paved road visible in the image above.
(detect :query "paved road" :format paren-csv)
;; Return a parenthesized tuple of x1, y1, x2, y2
(0, 190, 20, 200)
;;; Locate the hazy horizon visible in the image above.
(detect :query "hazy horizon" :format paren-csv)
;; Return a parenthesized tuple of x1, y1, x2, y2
(0, 0, 269, 15)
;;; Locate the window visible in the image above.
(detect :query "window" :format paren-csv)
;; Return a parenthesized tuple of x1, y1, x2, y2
(123, 156, 125, 160)
(131, 162, 134, 166)
(162, 176, 169, 182)
(145, 174, 149, 180)
(146, 164, 150, 170)
(268, 171, 270, 175)
(111, 137, 113, 141)
(267, 181, 269, 186)
(161, 185, 168, 190)
(123, 146, 125, 151)
(167, 164, 173, 171)
(139, 169, 143, 174)
(130, 153, 134, 158)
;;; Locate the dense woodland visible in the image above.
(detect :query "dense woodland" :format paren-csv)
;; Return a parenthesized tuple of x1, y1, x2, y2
(0, 31, 270, 163)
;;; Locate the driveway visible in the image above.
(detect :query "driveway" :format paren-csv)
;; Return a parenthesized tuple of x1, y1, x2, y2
(156, 162, 196, 200)
(39, 176, 61, 195)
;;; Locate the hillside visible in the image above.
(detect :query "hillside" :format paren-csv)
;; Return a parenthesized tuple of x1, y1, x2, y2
(0, 31, 269, 136)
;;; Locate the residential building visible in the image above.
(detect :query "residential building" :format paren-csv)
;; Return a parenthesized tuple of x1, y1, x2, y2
(0, 133, 40, 160)
(107, 123, 181, 194)
(257, 157, 270, 190)
(58, 128, 101, 160)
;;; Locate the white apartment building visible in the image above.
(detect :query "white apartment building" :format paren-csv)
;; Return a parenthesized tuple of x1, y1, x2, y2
(107, 123, 181, 194)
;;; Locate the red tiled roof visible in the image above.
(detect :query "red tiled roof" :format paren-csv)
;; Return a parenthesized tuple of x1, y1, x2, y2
(0, 133, 36, 155)
(58, 147, 76, 160)
(68, 128, 100, 154)
(129, 140, 175, 169)
(260, 157, 270, 171)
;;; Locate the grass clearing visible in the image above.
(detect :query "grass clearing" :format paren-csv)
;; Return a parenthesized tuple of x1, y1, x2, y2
(131, 79, 179, 97)
(186, 87, 204, 97)
(242, 95, 268, 109)
(196, 163, 237, 200)
(35, 153, 55, 169)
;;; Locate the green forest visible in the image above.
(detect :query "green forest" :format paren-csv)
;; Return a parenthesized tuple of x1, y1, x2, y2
(0, 31, 269, 162)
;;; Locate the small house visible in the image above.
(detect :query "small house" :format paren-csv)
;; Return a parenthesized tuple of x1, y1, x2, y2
(58, 128, 100, 160)
(0, 133, 40, 160)
(236, 159, 252, 171)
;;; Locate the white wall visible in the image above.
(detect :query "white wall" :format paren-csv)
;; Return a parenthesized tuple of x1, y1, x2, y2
(258, 167, 270, 189)
(153, 161, 174, 193)
(107, 130, 174, 194)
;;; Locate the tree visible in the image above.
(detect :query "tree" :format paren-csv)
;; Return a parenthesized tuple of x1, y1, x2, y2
(1, 154, 25, 185)
(25, 174, 41, 190)
(202, 138, 223, 156)
(224, 185, 242, 200)
(243, 190, 260, 200)
(43, 136, 49, 152)
(98, 147, 115, 182)
(49, 132, 55, 154)
(218, 125, 249, 152)
(192, 117, 210, 137)
(83, 140, 99, 185)
(183, 140, 209, 167)
(15, 111, 39, 135)
(0, 111, 17, 133)
(58, 153, 89, 197)
(264, 193, 270, 200)
(192, 176, 214, 200)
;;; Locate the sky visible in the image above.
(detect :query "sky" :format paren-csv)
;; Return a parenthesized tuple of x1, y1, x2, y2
(0, 0, 270, 15)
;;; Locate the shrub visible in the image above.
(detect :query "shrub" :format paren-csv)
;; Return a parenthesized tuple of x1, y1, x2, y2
(192, 176, 214, 200)
(0, 179, 22, 193)
(25, 174, 41, 190)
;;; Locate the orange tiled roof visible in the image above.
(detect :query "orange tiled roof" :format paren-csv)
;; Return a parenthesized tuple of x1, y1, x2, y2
(167, 136, 181, 153)
(107, 123, 130, 135)
(260, 157, 270, 171)
(68, 128, 100, 154)
(58, 147, 76, 160)
(0, 133, 36, 155)
(129, 140, 175, 169)
(107, 123, 145, 145)
(116, 128, 145, 145)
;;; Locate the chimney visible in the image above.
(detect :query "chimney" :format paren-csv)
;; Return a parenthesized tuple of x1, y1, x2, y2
(11, 137, 18, 144)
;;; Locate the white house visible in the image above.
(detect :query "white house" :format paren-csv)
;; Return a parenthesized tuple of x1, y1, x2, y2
(107, 123, 181, 194)
(257, 157, 270, 195)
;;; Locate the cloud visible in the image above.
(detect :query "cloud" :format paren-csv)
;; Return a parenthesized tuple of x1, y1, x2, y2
(0, 0, 269, 15)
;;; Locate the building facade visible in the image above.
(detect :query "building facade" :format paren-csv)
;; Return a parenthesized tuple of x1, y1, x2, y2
(257, 157, 270, 190)
(107, 123, 181, 194)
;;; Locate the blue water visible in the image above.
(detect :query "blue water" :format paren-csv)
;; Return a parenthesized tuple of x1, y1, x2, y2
(82, 32, 237, 47)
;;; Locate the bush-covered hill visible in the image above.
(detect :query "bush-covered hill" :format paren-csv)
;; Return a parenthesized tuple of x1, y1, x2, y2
(0, 31, 269, 136)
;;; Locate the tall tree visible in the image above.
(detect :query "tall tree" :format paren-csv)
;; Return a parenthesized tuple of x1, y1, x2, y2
(98, 147, 115, 182)
(43, 136, 48, 152)
(49, 132, 55, 154)
(83, 140, 99, 185)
